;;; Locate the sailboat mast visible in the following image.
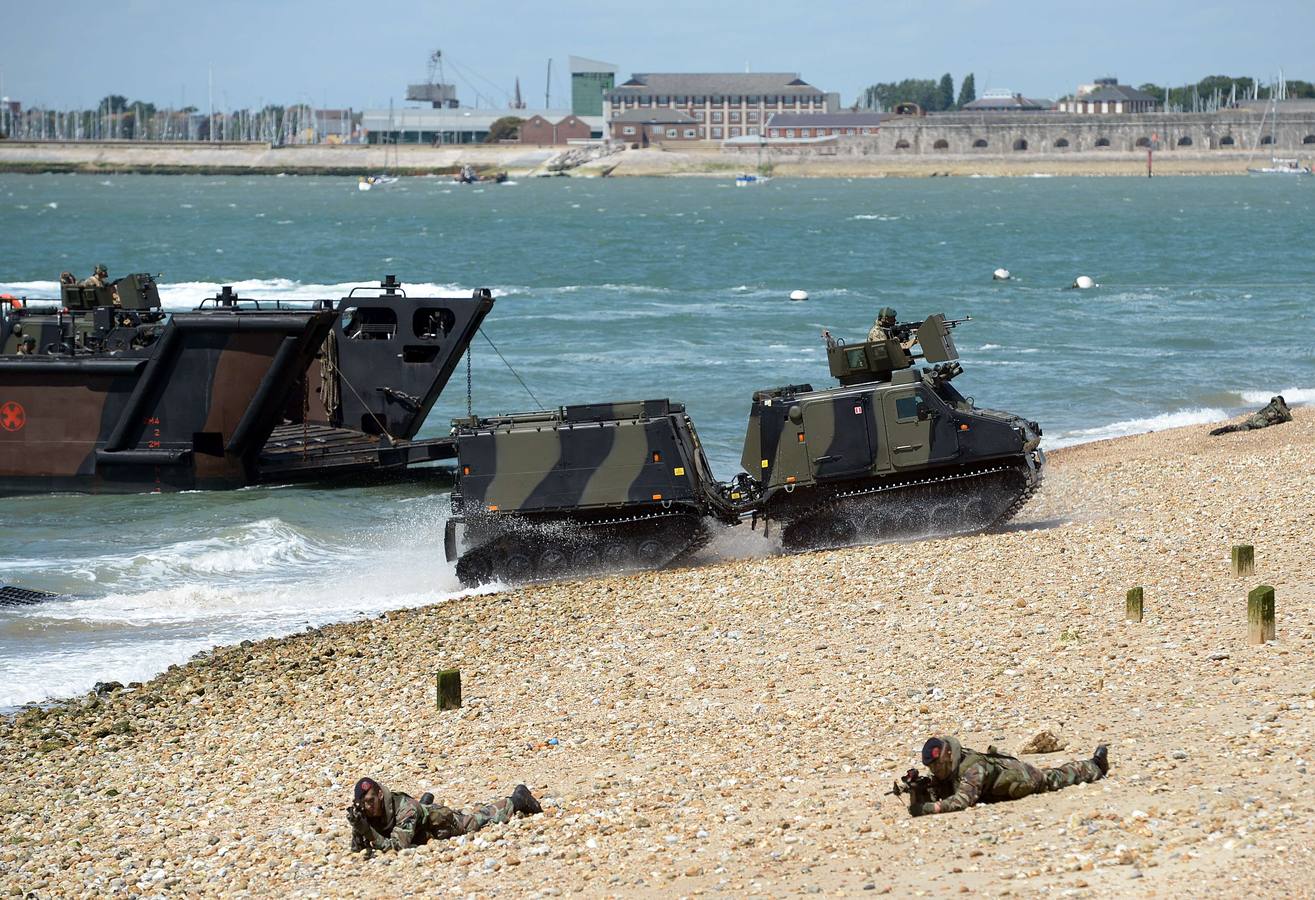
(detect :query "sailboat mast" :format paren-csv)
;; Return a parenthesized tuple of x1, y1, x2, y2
(545, 59, 552, 108)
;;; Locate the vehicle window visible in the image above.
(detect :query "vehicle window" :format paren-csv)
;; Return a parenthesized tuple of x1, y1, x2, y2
(895, 394, 922, 420)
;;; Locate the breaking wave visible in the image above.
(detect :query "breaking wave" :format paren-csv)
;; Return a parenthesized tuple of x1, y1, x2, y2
(1238, 387, 1315, 406)
(1046, 407, 1230, 449)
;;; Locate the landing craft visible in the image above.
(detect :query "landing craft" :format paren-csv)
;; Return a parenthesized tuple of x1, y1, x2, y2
(0, 274, 494, 494)
(445, 314, 1044, 586)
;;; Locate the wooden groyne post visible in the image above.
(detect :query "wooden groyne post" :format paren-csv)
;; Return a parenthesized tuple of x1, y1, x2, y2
(1126, 587, 1144, 623)
(1247, 586, 1275, 645)
(1231, 545, 1255, 577)
(436, 669, 462, 710)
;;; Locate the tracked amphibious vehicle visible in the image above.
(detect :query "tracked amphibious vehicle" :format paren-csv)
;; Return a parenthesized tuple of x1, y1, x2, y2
(445, 314, 1044, 586)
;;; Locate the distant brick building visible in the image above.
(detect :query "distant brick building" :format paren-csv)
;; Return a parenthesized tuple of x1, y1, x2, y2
(609, 109, 700, 144)
(605, 73, 838, 141)
(764, 112, 883, 139)
(519, 114, 592, 145)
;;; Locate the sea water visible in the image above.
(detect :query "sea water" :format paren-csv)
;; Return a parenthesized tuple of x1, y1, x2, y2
(1, 173, 1312, 708)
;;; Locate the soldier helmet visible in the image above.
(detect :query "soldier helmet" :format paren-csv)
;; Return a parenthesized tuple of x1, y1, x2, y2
(95, 264, 108, 276)
(878, 307, 897, 320)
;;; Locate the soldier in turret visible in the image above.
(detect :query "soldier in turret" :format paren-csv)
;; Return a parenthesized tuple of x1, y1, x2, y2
(79, 264, 109, 289)
(899, 735, 1108, 817)
(868, 307, 918, 350)
(346, 777, 542, 851)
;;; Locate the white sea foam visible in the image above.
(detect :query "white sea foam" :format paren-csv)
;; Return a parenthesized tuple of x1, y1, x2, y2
(1238, 387, 1315, 406)
(1047, 407, 1230, 449)
(850, 214, 901, 221)
(978, 343, 1002, 350)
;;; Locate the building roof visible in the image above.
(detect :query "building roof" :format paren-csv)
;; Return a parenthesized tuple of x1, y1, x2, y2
(608, 73, 822, 98)
(362, 107, 604, 132)
(961, 94, 1051, 111)
(569, 56, 617, 75)
(765, 112, 884, 128)
(609, 108, 697, 124)
(1077, 84, 1158, 104)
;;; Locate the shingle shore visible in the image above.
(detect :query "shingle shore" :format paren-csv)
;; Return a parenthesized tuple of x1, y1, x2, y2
(3, 409, 1312, 898)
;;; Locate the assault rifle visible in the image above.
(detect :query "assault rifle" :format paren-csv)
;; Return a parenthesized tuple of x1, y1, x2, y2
(887, 767, 933, 799)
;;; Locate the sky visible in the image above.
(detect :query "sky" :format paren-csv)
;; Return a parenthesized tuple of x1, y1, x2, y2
(2, 0, 1312, 111)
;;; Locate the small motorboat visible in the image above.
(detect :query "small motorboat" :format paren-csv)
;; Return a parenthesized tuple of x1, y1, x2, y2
(358, 174, 400, 192)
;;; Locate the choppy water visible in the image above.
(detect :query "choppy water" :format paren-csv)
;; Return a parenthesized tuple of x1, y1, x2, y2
(1, 172, 1312, 708)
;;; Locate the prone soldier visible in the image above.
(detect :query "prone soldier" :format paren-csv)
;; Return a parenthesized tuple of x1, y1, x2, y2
(1209, 395, 1292, 436)
(346, 777, 542, 851)
(893, 736, 1108, 817)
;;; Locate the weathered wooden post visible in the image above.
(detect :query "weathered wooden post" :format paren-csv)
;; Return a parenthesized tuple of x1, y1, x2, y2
(1231, 545, 1255, 577)
(1125, 587, 1144, 623)
(1247, 586, 1275, 645)
(436, 669, 462, 710)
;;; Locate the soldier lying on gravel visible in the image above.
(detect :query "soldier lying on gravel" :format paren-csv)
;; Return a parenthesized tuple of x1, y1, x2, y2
(1209, 395, 1292, 436)
(347, 777, 542, 851)
(896, 736, 1108, 817)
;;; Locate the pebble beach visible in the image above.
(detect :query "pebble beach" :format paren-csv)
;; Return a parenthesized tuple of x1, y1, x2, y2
(3, 408, 1313, 898)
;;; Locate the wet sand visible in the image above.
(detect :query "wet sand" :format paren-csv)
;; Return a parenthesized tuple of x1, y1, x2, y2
(2, 409, 1312, 897)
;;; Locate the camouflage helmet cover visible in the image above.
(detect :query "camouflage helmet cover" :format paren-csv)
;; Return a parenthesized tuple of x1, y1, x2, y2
(95, 264, 108, 276)
(877, 307, 897, 320)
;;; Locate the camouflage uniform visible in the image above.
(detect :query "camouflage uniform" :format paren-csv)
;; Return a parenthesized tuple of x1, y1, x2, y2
(910, 736, 1105, 816)
(1209, 396, 1293, 436)
(80, 266, 108, 289)
(351, 782, 517, 851)
(868, 320, 894, 342)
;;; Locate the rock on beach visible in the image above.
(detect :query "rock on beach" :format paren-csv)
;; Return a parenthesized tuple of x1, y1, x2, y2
(2, 410, 1313, 897)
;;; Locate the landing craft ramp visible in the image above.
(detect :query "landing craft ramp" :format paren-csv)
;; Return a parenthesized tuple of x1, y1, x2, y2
(256, 424, 457, 482)
(252, 277, 493, 484)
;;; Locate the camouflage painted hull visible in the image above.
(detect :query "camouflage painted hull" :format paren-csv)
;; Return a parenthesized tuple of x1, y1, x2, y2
(0, 310, 335, 494)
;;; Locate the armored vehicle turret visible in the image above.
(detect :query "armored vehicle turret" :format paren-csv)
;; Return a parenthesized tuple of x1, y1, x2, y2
(445, 313, 1043, 586)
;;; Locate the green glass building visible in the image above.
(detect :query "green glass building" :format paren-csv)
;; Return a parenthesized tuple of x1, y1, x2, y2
(570, 56, 617, 117)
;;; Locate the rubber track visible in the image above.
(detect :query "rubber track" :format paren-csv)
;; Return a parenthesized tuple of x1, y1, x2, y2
(0, 585, 58, 606)
(456, 510, 708, 588)
(778, 463, 1041, 552)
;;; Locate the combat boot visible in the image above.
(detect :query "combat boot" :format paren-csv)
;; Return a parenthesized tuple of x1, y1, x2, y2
(420, 792, 435, 806)
(510, 784, 542, 815)
(1092, 744, 1109, 777)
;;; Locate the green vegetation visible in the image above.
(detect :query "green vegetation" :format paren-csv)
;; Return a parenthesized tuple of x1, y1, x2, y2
(485, 116, 525, 143)
(861, 73, 973, 112)
(956, 73, 977, 109)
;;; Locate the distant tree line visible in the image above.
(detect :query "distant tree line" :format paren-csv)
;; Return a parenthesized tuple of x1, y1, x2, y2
(1130, 75, 1315, 112)
(859, 72, 1314, 114)
(859, 73, 975, 112)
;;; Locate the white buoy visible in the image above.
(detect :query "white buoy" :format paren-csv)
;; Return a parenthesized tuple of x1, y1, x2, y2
(1072, 275, 1096, 290)
(789, 289, 809, 302)
(993, 268, 1011, 281)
